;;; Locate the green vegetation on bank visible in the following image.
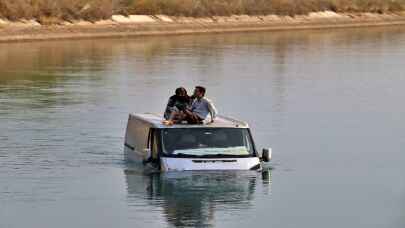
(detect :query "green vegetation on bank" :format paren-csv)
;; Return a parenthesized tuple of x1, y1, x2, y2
(1, 0, 405, 23)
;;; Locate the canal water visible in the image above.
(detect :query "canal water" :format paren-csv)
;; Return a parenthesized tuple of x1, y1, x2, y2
(1, 26, 405, 228)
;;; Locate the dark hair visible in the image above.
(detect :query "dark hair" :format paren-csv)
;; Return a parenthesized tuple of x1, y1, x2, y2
(175, 87, 187, 96)
(195, 86, 206, 96)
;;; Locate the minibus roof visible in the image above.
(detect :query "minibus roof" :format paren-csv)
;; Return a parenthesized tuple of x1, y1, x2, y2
(130, 113, 249, 129)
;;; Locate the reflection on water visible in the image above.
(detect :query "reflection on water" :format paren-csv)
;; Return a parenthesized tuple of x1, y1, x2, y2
(1, 27, 404, 109)
(124, 169, 272, 227)
(1, 26, 405, 228)
(1, 26, 404, 120)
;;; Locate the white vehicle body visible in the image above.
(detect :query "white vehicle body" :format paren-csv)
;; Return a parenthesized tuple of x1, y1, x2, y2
(124, 113, 271, 171)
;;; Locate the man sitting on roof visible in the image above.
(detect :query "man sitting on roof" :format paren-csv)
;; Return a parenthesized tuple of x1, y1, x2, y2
(183, 86, 217, 124)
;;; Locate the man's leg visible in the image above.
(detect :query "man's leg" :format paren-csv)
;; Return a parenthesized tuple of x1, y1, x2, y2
(171, 111, 187, 124)
(184, 110, 203, 124)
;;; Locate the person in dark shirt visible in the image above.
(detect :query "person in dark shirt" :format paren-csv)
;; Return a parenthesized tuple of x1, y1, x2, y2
(163, 87, 191, 121)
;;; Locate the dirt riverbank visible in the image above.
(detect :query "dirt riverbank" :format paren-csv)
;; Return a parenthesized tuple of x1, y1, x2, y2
(1, 12, 405, 42)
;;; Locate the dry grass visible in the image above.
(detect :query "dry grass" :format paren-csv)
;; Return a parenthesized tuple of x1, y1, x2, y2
(0, 0, 404, 22)
(0, 0, 112, 21)
(120, 0, 405, 16)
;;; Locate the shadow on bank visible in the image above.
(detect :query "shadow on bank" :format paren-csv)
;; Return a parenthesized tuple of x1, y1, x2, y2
(124, 169, 272, 227)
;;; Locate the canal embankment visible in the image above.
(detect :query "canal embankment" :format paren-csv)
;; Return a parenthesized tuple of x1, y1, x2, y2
(1, 11, 405, 42)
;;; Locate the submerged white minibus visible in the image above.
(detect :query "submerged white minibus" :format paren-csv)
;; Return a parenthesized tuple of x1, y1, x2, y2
(124, 113, 271, 171)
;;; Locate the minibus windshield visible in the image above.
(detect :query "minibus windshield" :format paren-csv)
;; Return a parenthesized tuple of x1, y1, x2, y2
(161, 128, 255, 157)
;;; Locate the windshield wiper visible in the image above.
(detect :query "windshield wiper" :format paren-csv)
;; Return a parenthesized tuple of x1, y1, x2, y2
(199, 154, 248, 157)
(169, 153, 250, 158)
(172, 153, 199, 158)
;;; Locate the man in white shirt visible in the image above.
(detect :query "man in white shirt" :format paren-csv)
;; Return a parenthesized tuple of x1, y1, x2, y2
(184, 86, 217, 124)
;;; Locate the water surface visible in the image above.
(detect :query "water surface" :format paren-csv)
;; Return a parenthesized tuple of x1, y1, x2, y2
(1, 26, 405, 228)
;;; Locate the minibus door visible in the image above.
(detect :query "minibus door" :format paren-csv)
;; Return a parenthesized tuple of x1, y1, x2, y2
(145, 129, 160, 170)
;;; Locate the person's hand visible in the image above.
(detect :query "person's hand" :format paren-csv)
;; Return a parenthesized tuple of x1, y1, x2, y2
(162, 120, 174, 126)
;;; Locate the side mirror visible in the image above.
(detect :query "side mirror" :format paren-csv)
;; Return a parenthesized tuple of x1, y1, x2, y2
(262, 148, 272, 162)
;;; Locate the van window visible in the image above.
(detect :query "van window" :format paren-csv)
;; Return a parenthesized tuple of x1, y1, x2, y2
(128, 118, 150, 151)
(161, 128, 255, 157)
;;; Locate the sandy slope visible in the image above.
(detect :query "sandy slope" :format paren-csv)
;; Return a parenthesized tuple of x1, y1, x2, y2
(1, 12, 405, 42)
